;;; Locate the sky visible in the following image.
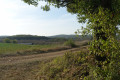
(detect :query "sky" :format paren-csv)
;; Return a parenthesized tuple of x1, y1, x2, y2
(0, 0, 85, 36)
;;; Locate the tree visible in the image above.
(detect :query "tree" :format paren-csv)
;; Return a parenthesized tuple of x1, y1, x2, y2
(12, 39, 18, 43)
(64, 39, 76, 48)
(23, 0, 120, 79)
(3, 38, 12, 43)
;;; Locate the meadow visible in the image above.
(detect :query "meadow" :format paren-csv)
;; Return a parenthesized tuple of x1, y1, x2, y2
(0, 43, 67, 56)
(0, 40, 90, 80)
(0, 41, 89, 80)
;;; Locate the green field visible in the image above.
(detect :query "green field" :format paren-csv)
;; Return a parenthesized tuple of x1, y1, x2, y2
(0, 43, 65, 56)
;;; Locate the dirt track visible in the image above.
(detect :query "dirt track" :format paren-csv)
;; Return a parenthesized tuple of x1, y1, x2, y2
(0, 47, 86, 66)
(0, 46, 88, 80)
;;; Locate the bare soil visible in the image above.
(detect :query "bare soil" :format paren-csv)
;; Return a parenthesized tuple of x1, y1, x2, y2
(0, 47, 86, 66)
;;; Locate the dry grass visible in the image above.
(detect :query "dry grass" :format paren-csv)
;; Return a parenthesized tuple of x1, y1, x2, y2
(0, 60, 52, 80)
(0, 41, 89, 80)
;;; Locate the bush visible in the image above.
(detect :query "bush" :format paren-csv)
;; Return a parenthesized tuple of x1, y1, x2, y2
(3, 38, 18, 43)
(3, 38, 12, 43)
(38, 51, 89, 80)
(64, 39, 76, 48)
(12, 39, 18, 43)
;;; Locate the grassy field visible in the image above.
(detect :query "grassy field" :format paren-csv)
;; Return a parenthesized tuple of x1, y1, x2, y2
(0, 40, 89, 57)
(0, 48, 89, 80)
(0, 41, 89, 80)
(0, 46, 88, 80)
(0, 43, 66, 56)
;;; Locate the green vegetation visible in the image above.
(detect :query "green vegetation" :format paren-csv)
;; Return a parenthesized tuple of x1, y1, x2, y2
(8, 35, 49, 40)
(0, 0, 119, 79)
(23, 0, 120, 79)
(3, 38, 12, 43)
(0, 35, 92, 44)
(3, 38, 18, 43)
(37, 46, 120, 80)
(0, 36, 87, 57)
(0, 43, 67, 56)
(12, 39, 18, 43)
(64, 39, 76, 48)
(38, 51, 89, 80)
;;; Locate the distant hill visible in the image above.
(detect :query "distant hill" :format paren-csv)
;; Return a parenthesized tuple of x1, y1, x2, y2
(49, 34, 92, 40)
(7, 35, 50, 40)
(49, 34, 77, 38)
(0, 34, 92, 42)
(0, 36, 8, 39)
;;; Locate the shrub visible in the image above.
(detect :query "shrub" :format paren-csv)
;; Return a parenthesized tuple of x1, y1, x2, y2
(38, 51, 89, 80)
(64, 39, 76, 48)
(12, 39, 18, 43)
(3, 38, 12, 43)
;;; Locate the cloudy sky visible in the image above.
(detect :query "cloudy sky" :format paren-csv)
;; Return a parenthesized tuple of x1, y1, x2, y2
(0, 0, 85, 36)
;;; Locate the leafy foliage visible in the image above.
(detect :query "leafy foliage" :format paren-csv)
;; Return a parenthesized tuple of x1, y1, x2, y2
(86, 7, 120, 80)
(23, 0, 120, 79)
(3, 38, 18, 43)
(3, 38, 12, 43)
(12, 39, 18, 43)
(38, 51, 89, 80)
(64, 39, 76, 48)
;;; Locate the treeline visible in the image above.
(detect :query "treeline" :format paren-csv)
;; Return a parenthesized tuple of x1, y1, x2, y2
(7, 35, 50, 40)
(49, 34, 93, 41)
(3, 38, 18, 43)
(0, 34, 93, 44)
(0, 35, 68, 44)
(0, 34, 93, 41)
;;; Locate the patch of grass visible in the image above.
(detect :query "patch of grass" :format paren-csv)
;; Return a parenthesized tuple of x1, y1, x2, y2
(0, 45, 90, 80)
(0, 60, 53, 80)
(0, 41, 89, 56)
(37, 51, 90, 80)
(0, 43, 66, 56)
(64, 39, 77, 48)
(0, 43, 30, 54)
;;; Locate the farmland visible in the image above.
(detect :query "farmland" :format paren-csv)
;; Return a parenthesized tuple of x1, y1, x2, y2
(0, 42, 88, 80)
(0, 35, 90, 57)
(0, 43, 68, 56)
(0, 35, 90, 80)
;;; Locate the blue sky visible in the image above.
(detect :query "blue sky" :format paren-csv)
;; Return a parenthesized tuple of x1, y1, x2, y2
(0, 0, 85, 36)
